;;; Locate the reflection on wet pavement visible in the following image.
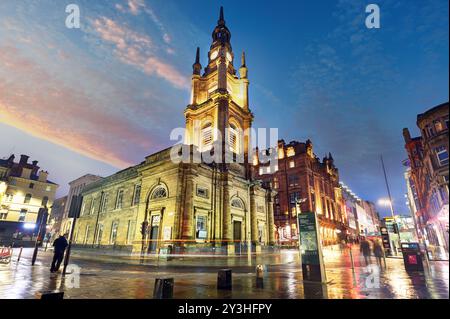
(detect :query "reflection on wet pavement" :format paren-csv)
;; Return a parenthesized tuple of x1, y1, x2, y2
(0, 247, 448, 299)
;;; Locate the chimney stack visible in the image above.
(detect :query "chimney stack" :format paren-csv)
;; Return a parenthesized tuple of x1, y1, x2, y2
(20, 154, 29, 164)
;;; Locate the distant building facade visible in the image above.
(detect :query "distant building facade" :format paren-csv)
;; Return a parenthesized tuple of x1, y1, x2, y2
(403, 102, 449, 251)
(59, 174, 102, 236)
(0, 154, 58, 243)
(48, 196, 67, 240)
(254, 139, 347, 246)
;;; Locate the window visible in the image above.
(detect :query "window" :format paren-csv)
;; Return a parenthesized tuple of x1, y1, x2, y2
(286, 147, 295, 157)
(231, 198, 245, 210)
(19, 209, 27, 222)
(425, 125, 435, 138)
(24, 194, 32, 204)
(229, 123, 239, 153)
(90, 198, 96, 215)
(41, 196, 48, 207)
(196, 215, 207, 240)
(96, 224, 104, 245)
(289, 160, 295, 168)
(151, 186, 167, 199)
(259, 168, 263, 175)
(126, 220, 135, 244)
(258, 225, 264, 243)
(196, 186, 209, 198)
(288, 175, 299, 187)
(273, 177, 279, 189)
(5, 194, 13, 202)
(29, 183, 34, 189)
(115, 189, 124, 209)
(289, 192, 301, 205)
(434, 120, 443, 132)
(435, 146, 449, 166)
(46, 186, 51, 191)
(0, 213, 7, 220)
(201, 122, 213, 151)
(100, 193, 109, 213)
(132, 185, 141, 206)
(84, 225, 90, 244)
(110, 221, 119, 244)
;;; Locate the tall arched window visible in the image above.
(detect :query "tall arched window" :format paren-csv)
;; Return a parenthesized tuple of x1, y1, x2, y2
(151, 186, 168, 200)
(201, 122, 213, 151)
(229, 123, 239, 154)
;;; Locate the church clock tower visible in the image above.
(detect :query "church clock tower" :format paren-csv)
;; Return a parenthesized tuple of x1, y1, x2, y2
(184, 7, 252, 164)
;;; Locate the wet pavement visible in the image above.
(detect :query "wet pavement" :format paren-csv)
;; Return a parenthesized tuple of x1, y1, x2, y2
(0, 246, 448, 299)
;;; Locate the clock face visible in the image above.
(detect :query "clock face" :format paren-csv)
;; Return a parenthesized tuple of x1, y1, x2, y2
(210, 50, 218, 60)
(226, 52, 232, 62)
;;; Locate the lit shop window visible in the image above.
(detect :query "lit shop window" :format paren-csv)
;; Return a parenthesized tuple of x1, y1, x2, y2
(196, 215, 207, 240)
(289, 160, 295, 168)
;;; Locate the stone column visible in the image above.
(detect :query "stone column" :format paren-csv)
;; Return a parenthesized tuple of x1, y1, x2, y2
(222, 174, 232, 253)
(267, 191, 276, 245)
(181, 169, 195, 241)
(250, 186, 258, 244)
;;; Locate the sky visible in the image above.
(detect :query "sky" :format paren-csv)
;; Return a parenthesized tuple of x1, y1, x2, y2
(0, 0, 448, 217)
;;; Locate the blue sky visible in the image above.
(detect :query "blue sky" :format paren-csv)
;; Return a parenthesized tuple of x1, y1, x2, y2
(0, 0, 448, 216)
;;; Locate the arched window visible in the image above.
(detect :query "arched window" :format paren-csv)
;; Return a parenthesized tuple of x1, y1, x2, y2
(24, 193, 32, 204)
(151, 186, 168, 200)
(231, 197, 245, 210)
(229, 123, 240, 154)
(201, 122, 213, 151)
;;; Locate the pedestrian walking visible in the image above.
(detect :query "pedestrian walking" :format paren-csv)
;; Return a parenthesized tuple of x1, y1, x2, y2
(50, 234, 68, 273)
(373, 239, 384, 268)
(360, 237, 371, 266)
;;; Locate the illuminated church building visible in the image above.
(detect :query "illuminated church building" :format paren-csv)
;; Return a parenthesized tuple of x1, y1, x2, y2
(74, 8, 276, 255)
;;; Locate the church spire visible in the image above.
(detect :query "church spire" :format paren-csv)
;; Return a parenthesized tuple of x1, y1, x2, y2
(211, 6, 231, 47)
(218, 6, 225, 25)
(192, 47, 201, 75)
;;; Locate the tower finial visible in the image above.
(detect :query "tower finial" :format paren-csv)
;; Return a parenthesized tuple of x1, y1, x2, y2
(192, 47, 201, 75)
(218, 6, 225, 25)
(195, 47, 200, 64)
(241, 51, 246, 67)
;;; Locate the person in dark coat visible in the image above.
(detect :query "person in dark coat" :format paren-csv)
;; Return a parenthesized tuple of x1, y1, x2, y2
(50, 234, 68, 272)
(360, 237, 371, 266)
(373, 239, 384, 268)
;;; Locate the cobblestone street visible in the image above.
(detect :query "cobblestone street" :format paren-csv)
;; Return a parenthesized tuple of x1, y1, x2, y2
(0, 246, 448, 299)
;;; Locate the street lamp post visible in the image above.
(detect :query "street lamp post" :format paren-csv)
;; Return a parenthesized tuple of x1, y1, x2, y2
(380, 155, 402, 255)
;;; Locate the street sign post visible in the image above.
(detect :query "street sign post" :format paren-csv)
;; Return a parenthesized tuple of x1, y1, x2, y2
(297, 211, 326, 283)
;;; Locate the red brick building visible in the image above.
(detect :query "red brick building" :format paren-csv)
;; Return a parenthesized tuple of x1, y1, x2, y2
(253, 140, 347, 246)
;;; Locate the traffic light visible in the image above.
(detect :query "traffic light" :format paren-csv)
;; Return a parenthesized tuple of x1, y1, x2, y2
(393, 223, 399, 234)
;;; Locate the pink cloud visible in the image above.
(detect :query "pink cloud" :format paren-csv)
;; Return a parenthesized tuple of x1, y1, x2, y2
(0, 46, 156, 168)
(92, 17, 188, 89)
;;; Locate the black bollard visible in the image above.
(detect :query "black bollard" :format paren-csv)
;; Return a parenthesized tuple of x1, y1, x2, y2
(217, 269, 232, 290)
(40, 291, 64, 300)
(153, 278, 174, 299)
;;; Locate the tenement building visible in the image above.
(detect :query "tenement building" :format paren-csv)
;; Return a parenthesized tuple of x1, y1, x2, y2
(403, 102, 449, 252)
(73, 8, 275, 255)
(0, 154, 58, 243)
(253, 139, 347, 246)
